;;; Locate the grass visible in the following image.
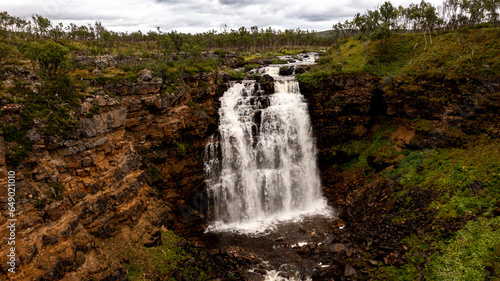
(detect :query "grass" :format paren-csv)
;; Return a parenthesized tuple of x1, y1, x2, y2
(102, 230, 211, 281)
(297, 27, 500, 84)
(224, 67, 245, 80)
(372, 135, 500, 280)
(427, 216, 500, 281)
(335, 118, 500, 280)
(332, 120, 401, 172)
(384, 136, 500, 218)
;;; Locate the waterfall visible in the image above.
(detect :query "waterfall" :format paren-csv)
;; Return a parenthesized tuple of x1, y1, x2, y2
(205, 53, 332, 234)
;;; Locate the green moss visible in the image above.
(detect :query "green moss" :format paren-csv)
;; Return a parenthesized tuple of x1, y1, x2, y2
(104, 230, 211, 281)
(173, 142, 190, 157)
(49, 183, 64, 200)
(188, 101, 204, 113)
(272, 58, 288, 64)
(95, 71, 139, 85)
(415, 119, 434, 132)
(243, 63, 260, 72)
(0, 124, 32, 167)
(86, 103, 101, 118)
(427, 217, 500, 281)
(225, 68, 245, 80)
(334, 120, 400, 172)
(146, 165, 162, 186)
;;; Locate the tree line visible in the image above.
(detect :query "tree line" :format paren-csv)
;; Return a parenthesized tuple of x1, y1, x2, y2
(0, 11, 329, 57)
(332, 0, 499, 39)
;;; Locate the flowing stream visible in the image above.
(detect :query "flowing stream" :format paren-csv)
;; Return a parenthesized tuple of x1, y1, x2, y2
(205, 53, 332, 233)
(203, 53, 337, 280)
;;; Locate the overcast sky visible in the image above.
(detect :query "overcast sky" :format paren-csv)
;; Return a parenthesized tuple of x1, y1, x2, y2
(3, 0, 444, 34)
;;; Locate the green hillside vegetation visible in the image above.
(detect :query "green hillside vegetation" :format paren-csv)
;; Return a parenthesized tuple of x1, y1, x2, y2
(296, 1, 500, 279)
(298, 0, 500, 84)
(297, 27, 499, 84)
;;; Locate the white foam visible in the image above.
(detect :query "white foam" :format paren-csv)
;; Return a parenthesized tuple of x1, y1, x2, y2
(205, 52, 332, 235)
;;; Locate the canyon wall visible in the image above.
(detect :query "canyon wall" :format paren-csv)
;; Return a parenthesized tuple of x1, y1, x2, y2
(0, 70, 227, 280)
(1, 64, 499, 280)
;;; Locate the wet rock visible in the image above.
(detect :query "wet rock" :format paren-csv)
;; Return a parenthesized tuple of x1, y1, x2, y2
(253, 268, 268, 275)
(295, 66, 310, 74)
(312, 265, 343, 281)
(344, 265, 357, 277)
(330, 243, 346, 253)
(297, 245, 312, 256)
(279, 66, 295, 76)
(262, 74, 274, 82)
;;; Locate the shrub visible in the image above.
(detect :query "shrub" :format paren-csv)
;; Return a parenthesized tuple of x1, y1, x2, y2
(25, 40, 70, 78)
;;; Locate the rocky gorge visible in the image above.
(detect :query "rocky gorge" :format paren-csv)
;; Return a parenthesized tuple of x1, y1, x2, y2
(1, 49, 499, 281)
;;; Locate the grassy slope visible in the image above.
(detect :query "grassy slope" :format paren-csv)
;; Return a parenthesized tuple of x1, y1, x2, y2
(303, 27, 500, 280)
(297, 27, 500, 84)
(335, 121, 500, 280)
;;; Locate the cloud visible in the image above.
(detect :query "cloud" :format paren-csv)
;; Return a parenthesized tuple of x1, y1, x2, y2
(2, 0, 446, 33)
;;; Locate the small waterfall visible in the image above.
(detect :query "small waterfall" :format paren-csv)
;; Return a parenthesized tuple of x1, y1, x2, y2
(205, 53, 331, 234)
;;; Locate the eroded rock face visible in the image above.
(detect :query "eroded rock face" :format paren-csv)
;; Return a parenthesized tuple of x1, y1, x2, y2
(0, 136, 6, 179)
(0, 71, 225, 280)
(300, 75, 500, 203)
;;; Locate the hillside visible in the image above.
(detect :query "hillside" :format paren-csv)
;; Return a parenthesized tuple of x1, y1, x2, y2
(297, 26, 500, 280)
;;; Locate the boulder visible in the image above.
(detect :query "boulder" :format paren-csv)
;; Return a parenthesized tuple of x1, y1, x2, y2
(138, 69, 153, 82)
(344, 265, 357, 277)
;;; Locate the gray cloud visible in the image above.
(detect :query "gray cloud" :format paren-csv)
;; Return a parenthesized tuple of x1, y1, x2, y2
(2, 0, 445, 33)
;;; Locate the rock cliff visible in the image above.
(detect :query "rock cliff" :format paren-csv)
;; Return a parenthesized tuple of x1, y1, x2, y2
(1, 62, 499, 280)
(300, 74, 500, 204)
(0, 69, 226, 280)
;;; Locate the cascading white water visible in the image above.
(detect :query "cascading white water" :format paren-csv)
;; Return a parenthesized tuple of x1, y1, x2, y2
(205, 54, 331, 234)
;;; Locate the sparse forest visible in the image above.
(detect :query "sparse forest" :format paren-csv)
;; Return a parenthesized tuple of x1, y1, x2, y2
(331, 0, 499, 41)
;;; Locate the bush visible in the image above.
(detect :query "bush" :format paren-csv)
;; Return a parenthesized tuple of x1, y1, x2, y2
(0, 42, 11, 62)
(25, 40, 70, 78)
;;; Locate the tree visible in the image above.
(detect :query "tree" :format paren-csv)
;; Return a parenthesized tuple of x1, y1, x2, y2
(32, 14, 51, 38)
(25, 40, 70, 78)
(159, 34, 175, 57)
(379, 1, 398, 29)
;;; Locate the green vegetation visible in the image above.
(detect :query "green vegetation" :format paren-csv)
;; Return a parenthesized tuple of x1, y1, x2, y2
(0, 11, 331, 169)
(336, 118, 500, 280)
(297, 27, 499, 84)
(297, 0, 499, 84)
(49, 183, 65, 200)
(272, 58, 288, 64)
(172, 142, 191, 157)
(25, 40, 70, 78)
(332, 120, 401, 172)
(103, 230, 211, 280)
(0, 123, 31, 166)
(428, 217, 500, 281)
(188, 101, 204, 113)
(384, 137, 500, 218)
